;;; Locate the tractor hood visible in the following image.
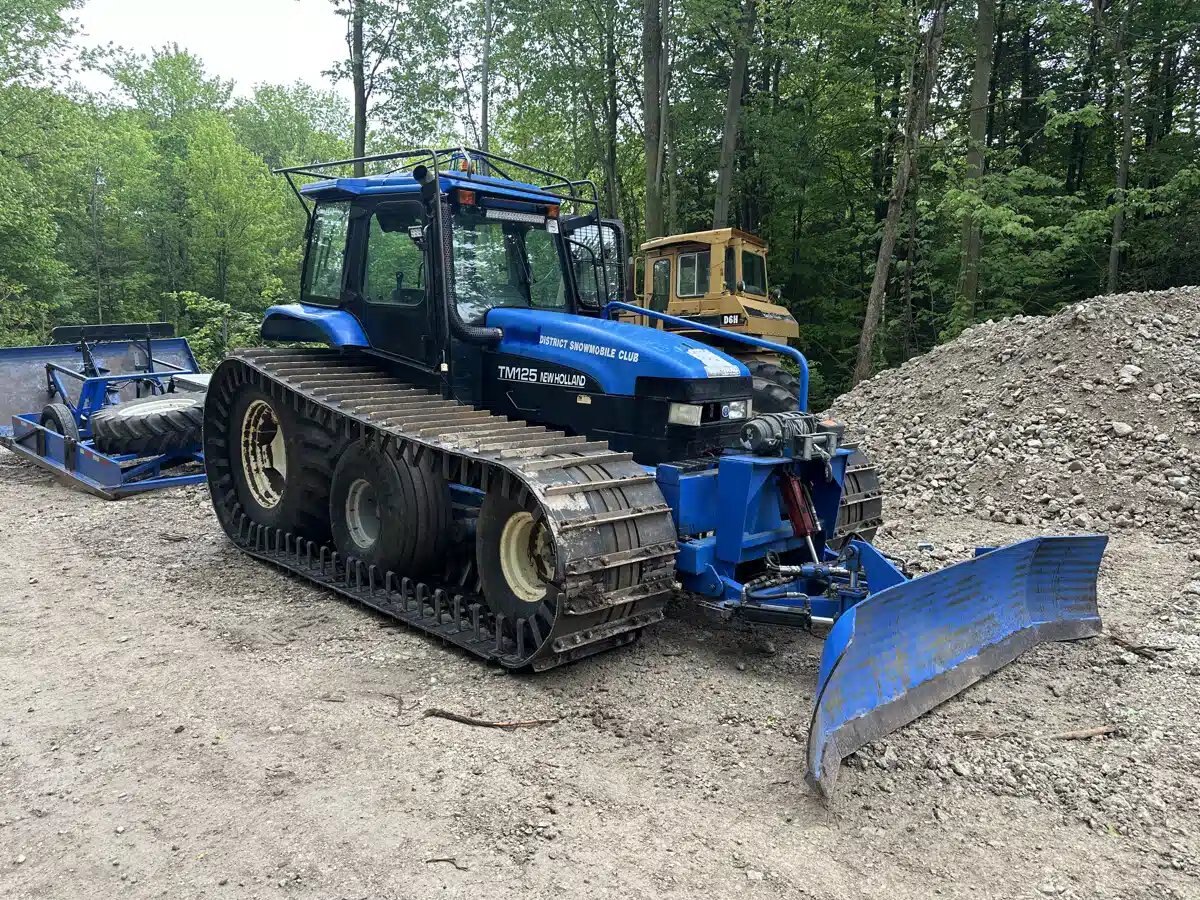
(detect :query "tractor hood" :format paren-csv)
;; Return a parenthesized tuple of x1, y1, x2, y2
(487, 308, 749, 397)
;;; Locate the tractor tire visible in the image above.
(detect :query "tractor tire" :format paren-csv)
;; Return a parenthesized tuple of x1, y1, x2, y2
(329, 438, 449, 574)
(39, 403, 79, 441)
(225, 385, 338, 541)
(831, 446, 882, 547)
(89, 394, 203, 456)
(747, 360, 802, 413)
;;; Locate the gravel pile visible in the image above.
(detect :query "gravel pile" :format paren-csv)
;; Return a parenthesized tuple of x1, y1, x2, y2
(829, 287, 1200, 540)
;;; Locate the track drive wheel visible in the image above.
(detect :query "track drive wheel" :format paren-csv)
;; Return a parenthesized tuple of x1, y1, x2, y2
(329, 439, 449, 573)
(39, 403, 80, 441)
(226, 385, 336, 540)
(747, 360, 802, 413)
(477, 485, 560, 658)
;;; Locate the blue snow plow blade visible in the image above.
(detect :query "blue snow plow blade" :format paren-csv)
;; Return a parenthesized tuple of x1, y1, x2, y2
(806, 534, 1107, 801)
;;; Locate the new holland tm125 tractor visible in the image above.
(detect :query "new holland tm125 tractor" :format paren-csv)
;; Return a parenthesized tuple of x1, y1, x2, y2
(202, 148, 1106, 799)
(627, 228, 800, 413)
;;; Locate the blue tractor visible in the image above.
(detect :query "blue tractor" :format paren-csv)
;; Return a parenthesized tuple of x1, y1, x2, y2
(203, 149, 1106, 799)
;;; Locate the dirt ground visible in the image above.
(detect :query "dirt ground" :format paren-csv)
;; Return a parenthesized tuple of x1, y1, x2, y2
(1, 448, 1197, 900)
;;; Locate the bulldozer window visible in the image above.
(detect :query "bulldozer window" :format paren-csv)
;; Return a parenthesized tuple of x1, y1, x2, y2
(650, 258, 670, 311)
(364, 204, 425, 306)
(741, 251, 767, 296)
(677, 251, 710, 298)
(451, 210, 567, 324)
(303, 201, 351, 303)
(724, 247, 736, 292)
(633, 255, 645, 299)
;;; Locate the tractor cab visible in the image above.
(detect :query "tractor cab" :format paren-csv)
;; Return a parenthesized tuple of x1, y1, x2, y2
(265, 149, 754, 464)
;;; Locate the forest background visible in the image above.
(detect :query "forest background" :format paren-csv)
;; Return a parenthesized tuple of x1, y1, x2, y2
(1, 0, 1196, 401)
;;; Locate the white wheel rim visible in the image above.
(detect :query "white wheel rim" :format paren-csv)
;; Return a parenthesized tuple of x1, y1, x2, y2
(345, 477, 381, 550)
(117, 397, 196, 417)
(498, 511, 554, 603)
(240, 399, 287, 509)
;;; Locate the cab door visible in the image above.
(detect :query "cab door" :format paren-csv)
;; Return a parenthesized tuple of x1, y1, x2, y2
(346, 199, 438, 370)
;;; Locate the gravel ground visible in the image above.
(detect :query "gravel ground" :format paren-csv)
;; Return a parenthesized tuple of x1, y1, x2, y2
(2, 289, 1199, 899)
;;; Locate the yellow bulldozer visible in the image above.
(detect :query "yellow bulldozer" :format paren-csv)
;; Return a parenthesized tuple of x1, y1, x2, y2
(628, 228, 801, 412)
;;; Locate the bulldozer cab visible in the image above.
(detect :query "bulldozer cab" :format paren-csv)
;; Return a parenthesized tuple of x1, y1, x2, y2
(630, 229, 798, 353)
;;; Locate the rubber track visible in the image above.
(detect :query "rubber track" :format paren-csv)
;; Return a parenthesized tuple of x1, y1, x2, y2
(833, 448, 883, 542)
(204, 348, 679, 672)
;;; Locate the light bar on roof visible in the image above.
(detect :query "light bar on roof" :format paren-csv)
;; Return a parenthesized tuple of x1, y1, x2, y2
(484, 208, 547, 226)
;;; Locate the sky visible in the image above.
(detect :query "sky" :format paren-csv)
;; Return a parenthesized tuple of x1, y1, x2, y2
(74, 0, 352, 98)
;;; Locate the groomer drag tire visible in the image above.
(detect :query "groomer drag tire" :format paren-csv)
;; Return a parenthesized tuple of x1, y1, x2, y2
(89, 394, 203, 456)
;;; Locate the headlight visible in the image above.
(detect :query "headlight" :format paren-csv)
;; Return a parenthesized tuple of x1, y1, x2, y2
(667, 403, 704, 427)
(722, 400, 751, 421)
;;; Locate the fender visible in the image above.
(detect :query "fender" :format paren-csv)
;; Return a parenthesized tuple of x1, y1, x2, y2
(261, 303, 368, 348)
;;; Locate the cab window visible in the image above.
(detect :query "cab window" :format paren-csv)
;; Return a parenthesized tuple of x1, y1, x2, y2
(650, 258, 671, 311)
(741, 251, 767, 295)
(677, 251, 710, 298)
(633, 255, 646, 300)
(451, 207, 566, 324)
(363, 203, 425, 306)
(303, 201, 351, 303)
(724, 247, 736, 292)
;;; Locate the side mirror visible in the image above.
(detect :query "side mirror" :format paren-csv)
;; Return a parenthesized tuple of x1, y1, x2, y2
(737, 280, 746, 292)
(771, 286, 783, 301)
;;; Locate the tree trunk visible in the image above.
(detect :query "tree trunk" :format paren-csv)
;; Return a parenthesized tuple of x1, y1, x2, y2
(955, 0, 996, 327)
(643, 0, 667, 238)
(985, 0, 1005, 147)
(852, 0, 951, 386)
(1016, 24, 1034, 166)
(1107, 0, 1137, 294)
(480, 0, 492, 153)
(1066, 0, 1102, 194)
(351, 0, 367, 175)
(712, 0, 757, 228)
(901, 170, 920, 360)
(603, 11, 620, 217)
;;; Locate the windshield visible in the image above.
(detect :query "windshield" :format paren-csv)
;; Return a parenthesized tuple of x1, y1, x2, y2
(451, 209, 567, 324)
(742, 250, 767, 296)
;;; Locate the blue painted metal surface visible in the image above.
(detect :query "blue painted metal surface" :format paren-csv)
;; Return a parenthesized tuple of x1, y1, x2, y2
(647, 450, 1107, 799)
(488, 307, 748, 396)
(0, 337, 198, 429)
(261, 303, 370, 348)
(2, 415, 206, 498)
(804, 534, 1107, 801)
(664, 450, 849, 601)
(300, 171, 564, 207)
(0, 334, 206, 497)
(604, 301, 810, 411)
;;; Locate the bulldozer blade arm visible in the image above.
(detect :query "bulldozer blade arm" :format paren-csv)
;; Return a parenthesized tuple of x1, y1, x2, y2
(806, 534, 1107, 802)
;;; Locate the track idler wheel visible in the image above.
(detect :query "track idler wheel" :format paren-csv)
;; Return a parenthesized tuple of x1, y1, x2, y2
(329, 439, 449, 574)
(226, 385, 336, 540)
(476, 484, 560, 661)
